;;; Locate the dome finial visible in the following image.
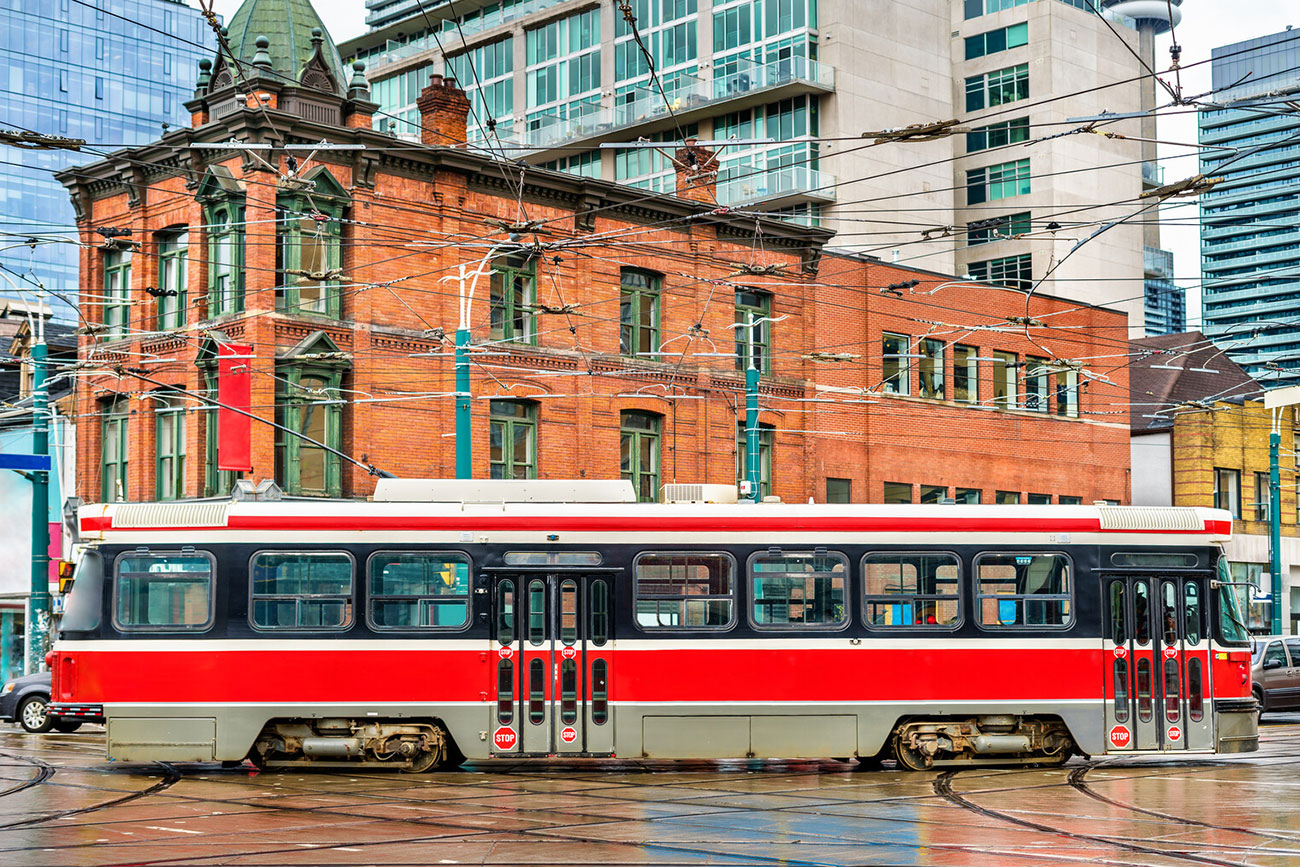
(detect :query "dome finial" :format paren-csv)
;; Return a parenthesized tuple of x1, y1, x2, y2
(252, 35, 272, 70)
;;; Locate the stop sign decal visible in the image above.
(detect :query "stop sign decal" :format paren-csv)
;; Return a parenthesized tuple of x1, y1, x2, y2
(493, 726, 517, 750)
(497, 646, 513, 660)
(561, 645, 577, 659)
(1163, 646, 1178, 660)
(1167, 725, 1182, 742)
(560, 726, 578, 744)
(1108, 725, 1132, 748)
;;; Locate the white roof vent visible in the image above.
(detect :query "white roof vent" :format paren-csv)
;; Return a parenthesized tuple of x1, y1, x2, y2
(112, 502, 230, 528)
(662, 484, 739, 504)
(373, 478, 637, 503)
(1097, 506, 1203, 531)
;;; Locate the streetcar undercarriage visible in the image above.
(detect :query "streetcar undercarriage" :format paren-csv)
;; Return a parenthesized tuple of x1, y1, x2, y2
(890, 715, 1078, 770)
(249, 718, 461, 772)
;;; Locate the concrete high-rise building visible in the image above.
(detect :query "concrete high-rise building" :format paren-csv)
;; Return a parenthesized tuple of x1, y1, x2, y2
(1199, 28, 1300, 385)
(0, 0, 213, 319)
(342, 0, 1171, 334)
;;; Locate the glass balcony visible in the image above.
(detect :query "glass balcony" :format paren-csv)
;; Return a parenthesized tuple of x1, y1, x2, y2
(1143, 245, 1173, 279)
(716, 165, 837, 207)
(1141, 161, 1164, 187)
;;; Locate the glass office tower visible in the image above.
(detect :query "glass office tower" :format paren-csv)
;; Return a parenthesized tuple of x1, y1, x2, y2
(1200, 29, 1300, 385)
(0, 0, 213, 319)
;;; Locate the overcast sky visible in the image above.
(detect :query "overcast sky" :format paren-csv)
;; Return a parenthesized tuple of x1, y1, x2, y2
(199, 1, 1298, 327)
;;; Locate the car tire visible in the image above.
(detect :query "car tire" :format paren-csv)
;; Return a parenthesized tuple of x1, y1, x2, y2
(1254, 685, 1268, 716)
(18, 695, 53, 733)
(52, 719, 82, 733)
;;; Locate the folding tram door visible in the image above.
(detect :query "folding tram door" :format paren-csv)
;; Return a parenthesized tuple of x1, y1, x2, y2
(489, 572, 614, 756)
(1102, 574, 1213, 752)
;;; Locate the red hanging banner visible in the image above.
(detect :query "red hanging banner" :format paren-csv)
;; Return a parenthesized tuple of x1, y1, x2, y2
(217, 343, 254, 472)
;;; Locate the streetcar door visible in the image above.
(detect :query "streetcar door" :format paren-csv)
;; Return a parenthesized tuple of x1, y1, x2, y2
(490, 573, 614, 756)
(1103, 575, 1212, 752)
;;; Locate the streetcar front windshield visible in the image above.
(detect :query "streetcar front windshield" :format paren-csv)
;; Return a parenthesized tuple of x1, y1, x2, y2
(1216, 557, 1250, 645)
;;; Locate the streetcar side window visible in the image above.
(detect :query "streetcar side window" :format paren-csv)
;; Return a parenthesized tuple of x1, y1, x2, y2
(250, 551, 354, 630)
(1215, 557, 1250, 645)
(634, 552, 735, 629)
(749, 551, 849, 630)
(862, 552, 960, 629)
(366, 551, 471, 630)
(113, 551, 215, 632)
(974, 553, 1072, 629)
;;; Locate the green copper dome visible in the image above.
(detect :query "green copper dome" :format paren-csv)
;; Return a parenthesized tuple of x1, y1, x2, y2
(224, 0, 346, 94)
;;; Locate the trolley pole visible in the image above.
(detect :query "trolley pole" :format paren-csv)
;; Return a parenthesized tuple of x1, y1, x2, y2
(27, 328, 51, 675)
(1271, 426, 1283, 635)
(745, 313, 761, 502)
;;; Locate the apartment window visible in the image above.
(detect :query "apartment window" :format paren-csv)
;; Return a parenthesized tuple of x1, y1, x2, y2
(882, 332, 911, 395)
(953, 345, 979, 403)
(996, 490, 1020, 504)
(1059, 495, 1083, 505)
(1213, 468, 1240, 518)
(883, 482, 912, 504)
(919, 339, 945, 399)
(965, 63, 1029, 113)
(919, 484, 947, 504)
(737, 422, 774, 499)
(965, 0, 1031, 18)
(735, 289, 772, 372)
(967, 159, 1031, 205)
(1255, 472, 1271, 522)
(1055, 369, 1079, 418)
(970, 254, 1033, 292)
(967, 212, 1031, 246)
(200, 367, 242, 498)
(992, 350, 1018, 408)
(620, 269, 660, 357)
(103, 249, 131, 339)
(276, 170, 348, 319)
(101, 396, 130, 503)
(621, 411, 662, 503)
(154, 394, 186, 501)
(966, 117, 1030, 153)
(490, 253, 538, 344)
(955, 488, 981, 504)
(1027, 493, 1052, 505)
(965, 22, 1027, 60)
(826, 478, 851, 503)
(275, 359, 347, 498)
(1024, 356, 1050, 412)
(489, 400, 537, 480)
(156, 230, 188, 330)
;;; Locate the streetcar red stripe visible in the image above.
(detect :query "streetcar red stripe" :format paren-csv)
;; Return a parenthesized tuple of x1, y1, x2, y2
(81, 515, 1225, 535)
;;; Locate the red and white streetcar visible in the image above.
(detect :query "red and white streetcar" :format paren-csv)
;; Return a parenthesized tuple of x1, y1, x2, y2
(50, 479, 1257, 771)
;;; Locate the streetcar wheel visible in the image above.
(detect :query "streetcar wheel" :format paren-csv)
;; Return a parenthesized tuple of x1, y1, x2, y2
(52, 719, 82, 733)
(403, 748, 441, 774)
(893, 737, 933, 771)
(18, 696, 53, 734)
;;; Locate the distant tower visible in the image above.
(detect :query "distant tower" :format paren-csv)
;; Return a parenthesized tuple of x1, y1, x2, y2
(1102, 1, 1186, 335)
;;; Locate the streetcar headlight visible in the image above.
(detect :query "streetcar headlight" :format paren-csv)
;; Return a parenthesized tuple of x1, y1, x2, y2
(0, 682, 13, 696)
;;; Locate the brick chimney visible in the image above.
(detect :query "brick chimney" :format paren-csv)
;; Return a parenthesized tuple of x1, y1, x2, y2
(416, 74, 470, 147)
(674, 139, 719, 204)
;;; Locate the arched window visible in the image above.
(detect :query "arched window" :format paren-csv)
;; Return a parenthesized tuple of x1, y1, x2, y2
(276, 167, 349, 319)
(620, 269, 660, 357)
(621, 411, 662, 503)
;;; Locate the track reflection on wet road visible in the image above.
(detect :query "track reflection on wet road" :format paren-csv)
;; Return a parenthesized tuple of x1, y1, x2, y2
(3, 717, 1300, 866)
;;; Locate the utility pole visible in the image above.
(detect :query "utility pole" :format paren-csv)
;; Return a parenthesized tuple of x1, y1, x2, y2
(440, 249, 503, 480)
(27, 310, 50, 674)
(744, 311, 760, 502)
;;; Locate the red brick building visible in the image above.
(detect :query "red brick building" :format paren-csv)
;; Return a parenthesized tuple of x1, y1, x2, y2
(59, 14, 1130, 507)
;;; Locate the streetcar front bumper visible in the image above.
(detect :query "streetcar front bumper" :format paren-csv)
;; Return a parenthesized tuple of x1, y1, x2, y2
(50, 703, 105, 724)
(1215, 697, 1259, 753)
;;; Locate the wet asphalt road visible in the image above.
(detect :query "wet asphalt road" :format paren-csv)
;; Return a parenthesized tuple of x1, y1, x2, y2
(2, 717, 1300, 866)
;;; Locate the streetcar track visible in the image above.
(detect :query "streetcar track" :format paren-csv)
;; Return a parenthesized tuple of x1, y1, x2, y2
(0, 762, 180, 830)
(933, 768, 1254, 867)
(0, 753, 54, 800)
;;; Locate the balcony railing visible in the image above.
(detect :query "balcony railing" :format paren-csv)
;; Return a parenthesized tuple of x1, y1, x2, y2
(716, 165, 837, 207)
(519, 55, 834, 149)
(1141, 161, 1164, 187)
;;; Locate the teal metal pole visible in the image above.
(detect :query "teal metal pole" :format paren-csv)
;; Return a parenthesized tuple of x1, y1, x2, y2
(745, 363, 760, 503)
(1271, 431, 1282, 634)
(455, 328, 471, 479)
(27, 339, 50, 674)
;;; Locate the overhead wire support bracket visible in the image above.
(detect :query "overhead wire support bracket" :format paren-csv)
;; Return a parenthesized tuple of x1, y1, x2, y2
(1139, 174, 1222, 201)
(0, 129, 85, 151)
(861, 119, 966, 144)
